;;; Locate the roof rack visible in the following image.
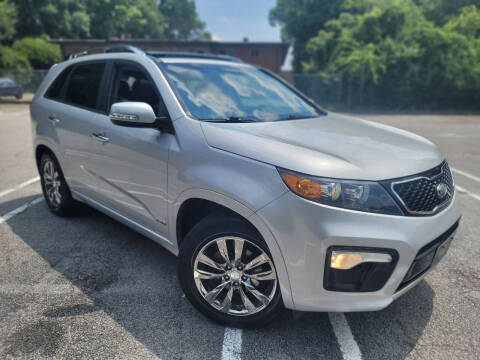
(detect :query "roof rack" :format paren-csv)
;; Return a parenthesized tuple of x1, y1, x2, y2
(68, 44, 145, 59)
(67, 45, 242, 63)
(146, 51, 242, 63)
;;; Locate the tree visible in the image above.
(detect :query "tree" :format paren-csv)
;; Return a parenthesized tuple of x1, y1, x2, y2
(13, 0, 91, 39)
(414, 0, 479, 25)
(291, 0, 480, 109)
(13, 0, 166, 39)
(109, 0, 164, 38)
(10, 0, 209, 40)
(12, 36, 61, 69)
(0, 0, 18, 43)
(158, 0, 210, 40)
(0, 44, 30, 75)
(444, 5, 480, 38)
(269, 0, 345, 71)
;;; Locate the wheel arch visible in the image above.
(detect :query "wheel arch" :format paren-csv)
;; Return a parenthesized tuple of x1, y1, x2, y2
(175, 198, 260, 249)
(171, 189, 294, 308)
(35, 144, 54, 170)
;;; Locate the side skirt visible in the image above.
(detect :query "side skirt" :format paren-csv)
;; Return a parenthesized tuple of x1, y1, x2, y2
(72, 190, 177, 255)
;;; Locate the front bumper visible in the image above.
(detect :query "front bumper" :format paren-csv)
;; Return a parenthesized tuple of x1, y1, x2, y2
(256, 191, 461, 312)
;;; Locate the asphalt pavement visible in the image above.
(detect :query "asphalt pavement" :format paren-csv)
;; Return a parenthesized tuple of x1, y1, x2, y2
(0, 103, 479, 359)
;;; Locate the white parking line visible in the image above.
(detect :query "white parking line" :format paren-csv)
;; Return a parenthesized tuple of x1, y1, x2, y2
(0, 176, 40, 198)
(451, 167, 480, 184)
(221, 327, 243, 360)
(456, 185, 480, 202)
(328, 313, 362, 360)
(0, 110, 29, 117)
(0, 197, 43, 225)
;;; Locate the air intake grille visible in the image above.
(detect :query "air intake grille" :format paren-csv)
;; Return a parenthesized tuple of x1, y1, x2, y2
(391, 162, 454, 215)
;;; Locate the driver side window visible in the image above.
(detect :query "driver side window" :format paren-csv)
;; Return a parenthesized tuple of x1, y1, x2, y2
(110, 63, 167, 116)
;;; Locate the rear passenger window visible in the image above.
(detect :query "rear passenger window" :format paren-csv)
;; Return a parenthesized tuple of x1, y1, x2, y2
(65, 63, 105, 110)
(46, 66, 72, 100)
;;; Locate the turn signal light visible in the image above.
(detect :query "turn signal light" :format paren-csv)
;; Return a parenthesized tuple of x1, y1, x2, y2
(280, 172, 322, 199)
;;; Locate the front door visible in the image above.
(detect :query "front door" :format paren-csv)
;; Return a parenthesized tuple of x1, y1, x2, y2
(87, 61, 172, 236)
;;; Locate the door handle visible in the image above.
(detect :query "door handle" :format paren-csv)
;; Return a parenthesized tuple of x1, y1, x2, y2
(48, 115, 60, 125)
(91, 133, 110, 143)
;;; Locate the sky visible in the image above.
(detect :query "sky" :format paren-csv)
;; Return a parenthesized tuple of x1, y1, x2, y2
(195, 0, 282, 42)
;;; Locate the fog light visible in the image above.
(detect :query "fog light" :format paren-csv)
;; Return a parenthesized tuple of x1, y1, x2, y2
(330, 251, 393, 270)
(325, 247, 398, 292)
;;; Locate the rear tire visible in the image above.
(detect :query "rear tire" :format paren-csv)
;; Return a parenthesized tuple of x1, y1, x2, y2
(39, 153, 76, 216)
(178, 215, 283, 328)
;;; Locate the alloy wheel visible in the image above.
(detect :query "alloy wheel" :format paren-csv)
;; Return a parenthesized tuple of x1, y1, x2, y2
(193, 236, 277, 316)
(43, 160, 62, 207)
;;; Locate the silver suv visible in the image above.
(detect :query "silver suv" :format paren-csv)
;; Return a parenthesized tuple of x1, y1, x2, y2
(31, 46, 461, 328)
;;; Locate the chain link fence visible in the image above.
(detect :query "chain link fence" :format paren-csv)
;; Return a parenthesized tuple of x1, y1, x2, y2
(287, 73, 480, 113)
(0, 69, 49, 94)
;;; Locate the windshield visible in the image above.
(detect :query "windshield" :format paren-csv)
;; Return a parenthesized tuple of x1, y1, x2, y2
(161, 62, 322, 122)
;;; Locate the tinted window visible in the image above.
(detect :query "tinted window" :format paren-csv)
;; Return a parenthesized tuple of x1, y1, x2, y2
(65, 63, 105, 110)
(46, 66, 72, 100)
(110, 65, 165, 116)
(162, 62, 320, 121)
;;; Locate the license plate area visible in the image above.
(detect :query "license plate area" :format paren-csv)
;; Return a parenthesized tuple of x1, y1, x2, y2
(396, 220, 459, 291)
(432, 235, 453, 266)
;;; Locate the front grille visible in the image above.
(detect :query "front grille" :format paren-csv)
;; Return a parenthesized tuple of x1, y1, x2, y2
(390, 162, 454, 215)
(396, 220, 459, 291)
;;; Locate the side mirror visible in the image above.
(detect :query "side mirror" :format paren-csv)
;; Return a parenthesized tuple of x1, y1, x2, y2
(109, 102, 167, 128)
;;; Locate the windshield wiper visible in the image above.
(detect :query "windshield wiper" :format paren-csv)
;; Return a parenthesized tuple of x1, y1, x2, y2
(281, 113, 317, 120)
(203, 116, 259, 123)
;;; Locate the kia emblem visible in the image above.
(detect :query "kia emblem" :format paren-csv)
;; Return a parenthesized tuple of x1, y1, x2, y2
(436, 183, 448, 198)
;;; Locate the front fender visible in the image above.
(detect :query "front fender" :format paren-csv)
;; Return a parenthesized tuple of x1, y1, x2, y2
(169, 188, 295, 309)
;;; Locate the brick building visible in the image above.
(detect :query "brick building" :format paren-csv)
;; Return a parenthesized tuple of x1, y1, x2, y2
(51, 39, 290, 74)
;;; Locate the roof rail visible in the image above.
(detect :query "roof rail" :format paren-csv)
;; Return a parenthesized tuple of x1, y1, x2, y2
(67, 46, 242, 63)
(146, 51, 242, 63)
(68, 44, 145, 59)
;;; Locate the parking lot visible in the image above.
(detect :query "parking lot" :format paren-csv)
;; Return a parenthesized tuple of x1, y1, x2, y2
(0, 102, 479, 359)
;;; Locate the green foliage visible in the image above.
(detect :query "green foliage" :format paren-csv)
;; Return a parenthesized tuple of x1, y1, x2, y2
(273, 0, 480, 109)
(12, 36, 62, 69)
(444, 5, 480, 38)
(159, 0, 211, 40)
(112, 0, 164, 38)
(10, 0, 209, 41)
(0, 45, 29, 69)
(269, 0, 345, 71)
(86, 0, 164, 39)
(0, 36, 61, 74)
(414, 0, 479, 25)
(13, 0, 91, 39)
(0, 0, 17, 42)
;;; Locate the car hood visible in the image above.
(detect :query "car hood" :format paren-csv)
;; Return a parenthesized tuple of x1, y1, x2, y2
(200, 113, 444, 180)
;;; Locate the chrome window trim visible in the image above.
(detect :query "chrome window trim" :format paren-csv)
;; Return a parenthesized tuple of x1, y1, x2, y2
(390, 163, 454, 216)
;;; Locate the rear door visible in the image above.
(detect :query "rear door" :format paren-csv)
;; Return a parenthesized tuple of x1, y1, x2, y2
(86, 60, 172, 236)
(44, 61, 108, 198)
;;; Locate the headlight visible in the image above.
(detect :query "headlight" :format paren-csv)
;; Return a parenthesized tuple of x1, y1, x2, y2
(278, 169, 403, 215)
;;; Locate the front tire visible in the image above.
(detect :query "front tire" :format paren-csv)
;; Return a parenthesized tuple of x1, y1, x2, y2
(39, 153, 76, 216)
(178, 215, 283, 328)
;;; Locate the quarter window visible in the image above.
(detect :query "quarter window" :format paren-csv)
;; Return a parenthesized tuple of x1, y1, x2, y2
(65, 63, 105, 110)
(45, 66, 73, 100)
